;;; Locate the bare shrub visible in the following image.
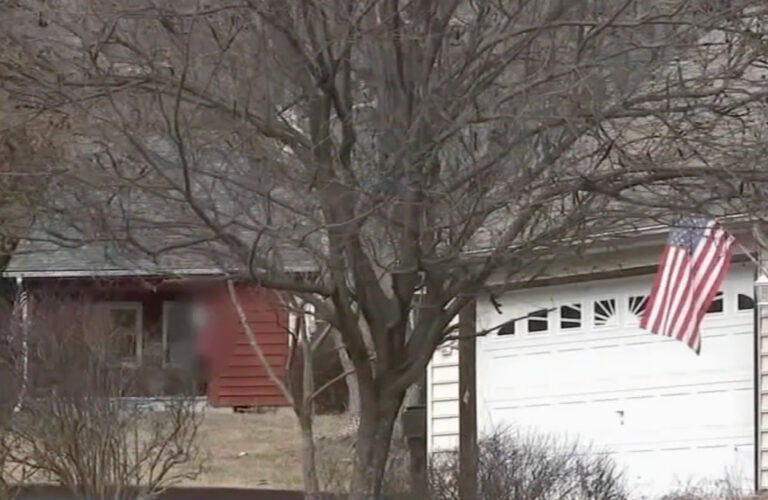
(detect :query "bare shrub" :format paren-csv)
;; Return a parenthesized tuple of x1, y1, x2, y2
(660, 472, 755, 500)
(429, 428, 627, 500)
(0, 295, 204, 500)
(0, 426, 33, 500)
(316, 431, 411, 499)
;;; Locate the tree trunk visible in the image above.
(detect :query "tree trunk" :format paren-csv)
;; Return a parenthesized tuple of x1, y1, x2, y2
(299, 412, 320, 500)
(331, 329, 360, 415)
(350, 392, 404, 499)
(300, 322, 320, 500)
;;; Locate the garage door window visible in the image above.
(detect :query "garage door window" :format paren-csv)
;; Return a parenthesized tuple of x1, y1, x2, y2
(593, 298, 618, 327)
(498, 319, 516, 336)
(628, 295, 647, 316)
(560, 304, 582, 330)
(706, 291, 724, 314)
(528, 309, 549, 333)
(737, 293, 754, 311)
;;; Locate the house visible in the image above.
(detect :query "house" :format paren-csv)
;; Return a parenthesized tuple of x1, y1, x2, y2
(427, 223, 766, 497)
(1, 229, 304, 409)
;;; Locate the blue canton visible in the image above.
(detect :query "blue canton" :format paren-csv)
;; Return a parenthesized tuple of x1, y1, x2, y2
(668, 217, 707, 255)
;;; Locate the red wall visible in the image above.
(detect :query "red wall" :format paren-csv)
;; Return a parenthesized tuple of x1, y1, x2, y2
(24, 278, 291, 408)
(201, 283, 291, 408)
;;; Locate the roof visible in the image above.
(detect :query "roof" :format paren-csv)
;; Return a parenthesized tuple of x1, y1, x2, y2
(3, 139, 320, 278)
(4, 225, 317, 278)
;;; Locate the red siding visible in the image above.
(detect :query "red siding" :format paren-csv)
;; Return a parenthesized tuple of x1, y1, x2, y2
(23, 277, 291, 408)
(204, 284, 291, 408)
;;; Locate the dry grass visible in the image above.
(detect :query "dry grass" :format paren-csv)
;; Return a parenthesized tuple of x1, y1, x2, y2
(185, 408, 351, 490)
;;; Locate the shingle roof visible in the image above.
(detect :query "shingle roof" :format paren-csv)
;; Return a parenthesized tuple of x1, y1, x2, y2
(4, 224, 317, 278)
(3, 139, 320, 278)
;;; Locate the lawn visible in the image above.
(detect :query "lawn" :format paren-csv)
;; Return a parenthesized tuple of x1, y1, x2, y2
(187, 408, 353, 490)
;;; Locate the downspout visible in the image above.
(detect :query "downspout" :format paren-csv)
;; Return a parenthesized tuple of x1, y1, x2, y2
(14, 276, 29, 412)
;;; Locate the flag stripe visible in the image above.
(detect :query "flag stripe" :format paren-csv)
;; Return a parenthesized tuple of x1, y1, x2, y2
(669, 227, 723, 339)
(640, 247, 669, 330)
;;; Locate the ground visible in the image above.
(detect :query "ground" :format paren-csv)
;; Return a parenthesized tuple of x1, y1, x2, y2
(187, 408, 353, 490)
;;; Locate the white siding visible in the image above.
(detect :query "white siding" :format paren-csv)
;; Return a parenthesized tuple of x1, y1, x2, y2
(427, 340, 460, 451)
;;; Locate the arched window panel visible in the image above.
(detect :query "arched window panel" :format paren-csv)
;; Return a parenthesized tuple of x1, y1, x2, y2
(593, 299, 618, 327)
(737, 293, 755, 311)
(498, 320, 516, 336)
(628, 295, 648, 319)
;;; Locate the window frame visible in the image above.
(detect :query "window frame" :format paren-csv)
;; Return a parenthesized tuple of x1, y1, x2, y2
(96, 301, 143, 366)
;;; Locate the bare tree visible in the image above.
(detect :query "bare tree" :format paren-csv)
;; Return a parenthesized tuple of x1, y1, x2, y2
(2, 1, 768, 497)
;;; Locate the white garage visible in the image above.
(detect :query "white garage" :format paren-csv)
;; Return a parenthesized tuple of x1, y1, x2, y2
(427, 261, 757, 497)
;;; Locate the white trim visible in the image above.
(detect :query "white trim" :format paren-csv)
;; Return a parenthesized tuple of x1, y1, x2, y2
(14, 276, 29, 412)
(3, 265, 318, 279)
(2, 268, 226, 279)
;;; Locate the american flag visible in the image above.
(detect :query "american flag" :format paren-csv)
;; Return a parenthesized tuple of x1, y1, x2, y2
(640, 218, 734, 354)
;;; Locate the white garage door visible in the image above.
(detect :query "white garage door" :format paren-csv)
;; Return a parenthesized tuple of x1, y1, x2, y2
(476, 263, 756, 497)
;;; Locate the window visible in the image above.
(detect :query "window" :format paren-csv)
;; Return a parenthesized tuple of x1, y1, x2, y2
(162, 301, 197, 367)
(498, 320, 516, 336)
(560, 304, 582, 330)
(628, 295, 648, 319)
(737, 293, 755, 311)
(97, 302, 143, 365)
(593, 299, 618, 327)
(528, 309, 549, 333)
(706, 291, 724, 314)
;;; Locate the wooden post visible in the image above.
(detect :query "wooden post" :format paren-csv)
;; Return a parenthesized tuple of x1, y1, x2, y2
(458, 299, 478, 499)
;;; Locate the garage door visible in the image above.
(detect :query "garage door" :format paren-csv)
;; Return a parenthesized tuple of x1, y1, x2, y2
(476, 263, 756, 496)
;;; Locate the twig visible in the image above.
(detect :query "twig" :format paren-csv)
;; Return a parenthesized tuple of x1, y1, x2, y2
(310, 368, 356, 401)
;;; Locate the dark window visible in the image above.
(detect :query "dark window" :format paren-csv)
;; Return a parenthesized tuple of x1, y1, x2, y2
(528, 309, 549, 333)
(594, 299, 617, 326)
(707, 291, 724, 313)
(628, 295, 648, 318)
(737, 293, 755, 311)
(498, 320, 516, 336)
(560, 304, 582, 330)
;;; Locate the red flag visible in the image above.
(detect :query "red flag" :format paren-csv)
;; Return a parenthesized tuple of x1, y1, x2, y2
(640, 218, 734, 354)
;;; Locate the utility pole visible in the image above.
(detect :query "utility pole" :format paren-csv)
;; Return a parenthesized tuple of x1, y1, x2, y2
(458, 299, 478, 499)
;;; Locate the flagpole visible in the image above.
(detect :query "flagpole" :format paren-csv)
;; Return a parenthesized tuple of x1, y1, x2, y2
(734, 240, 768, 278)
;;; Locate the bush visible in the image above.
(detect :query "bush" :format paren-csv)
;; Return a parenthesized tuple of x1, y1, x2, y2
(0, 296, 204, 500)
(659, 473, 755, 500)
(429, 428, 628, 500)
(315, 424, 411, 499)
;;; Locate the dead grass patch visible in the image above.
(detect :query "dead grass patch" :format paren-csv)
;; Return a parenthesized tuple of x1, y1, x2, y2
(186, 408, 351, 490)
